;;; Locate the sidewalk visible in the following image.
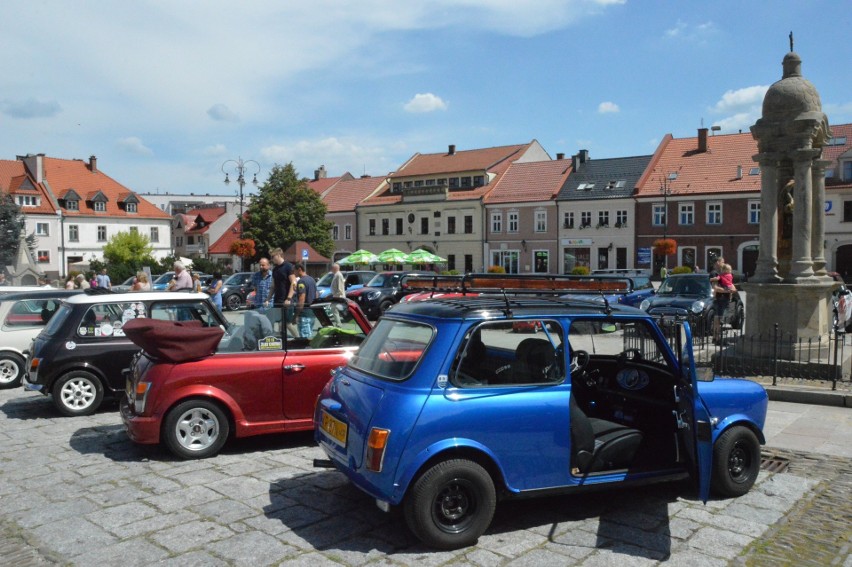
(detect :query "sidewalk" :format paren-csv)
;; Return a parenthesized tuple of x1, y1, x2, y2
(752, 375, 852, 408)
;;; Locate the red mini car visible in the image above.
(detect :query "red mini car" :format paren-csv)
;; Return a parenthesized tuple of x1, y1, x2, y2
(121, 299, 372, 459)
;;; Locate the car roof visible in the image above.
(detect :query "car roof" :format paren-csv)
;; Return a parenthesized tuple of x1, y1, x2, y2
(0, 289, 83, 300)
(64, 290, 211, 305)
(388, 295, 644, 320)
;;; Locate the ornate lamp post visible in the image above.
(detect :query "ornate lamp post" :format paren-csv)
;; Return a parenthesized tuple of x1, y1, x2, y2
(221, 157, 260, 238)
(56, 209, 65, 278)
(659, 173, 676, 269)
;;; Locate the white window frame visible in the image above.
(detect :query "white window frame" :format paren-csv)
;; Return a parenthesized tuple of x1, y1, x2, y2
(616, 210, 628, 226)
(37, 250, 50, 263)
(65, 199, 79, 211)
(508, 211, 519, 233)
(563, 211, 574, 229)
(69, 225, 79, 242)
(748, 200, 760, 224)
(126, 202, 137, 213)
(97, 225, 107, 241)
(36, 222, 49, 236)
(580, 211, 592, 228)
(491, 212, 502, 233)
(679, 202, 694, 226)
(652, 204, 665, 226)
(706, 202, 722, 225)
(535, 210, 547, 233)
(93, 201, 106, 212)
(597, 211, 609, 228)
(332, 224, 339, 240)
(345, 224, 352, 240)
(150, 227, 159, 243)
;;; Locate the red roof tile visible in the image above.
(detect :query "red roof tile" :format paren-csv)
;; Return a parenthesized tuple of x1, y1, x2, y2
(0, 160, 56, 214)
(208, 219, 241, 254)
(323, 176, 386, 212)
(308, 173, 353, 196)
(389, 144, 530, 178)
(486, 159, 572, 204)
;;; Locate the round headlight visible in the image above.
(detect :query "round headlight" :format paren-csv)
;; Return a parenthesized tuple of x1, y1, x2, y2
(639, 299, 650, 311)
(690, 300, 706, 314)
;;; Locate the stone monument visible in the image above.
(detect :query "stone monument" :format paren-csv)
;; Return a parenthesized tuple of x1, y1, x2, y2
(743, 35, 836, 345)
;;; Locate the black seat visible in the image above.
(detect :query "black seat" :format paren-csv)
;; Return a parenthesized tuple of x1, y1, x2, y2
(512, 338, 558, 383)
(458, 331, 488, 383)
(570, 395, 643, 474)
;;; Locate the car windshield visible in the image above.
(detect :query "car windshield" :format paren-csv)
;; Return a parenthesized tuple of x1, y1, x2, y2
(224, 273, 244, 285)
(657, 277, 710, 297)
(42, 303, 73, 336)
(349, 318, 433, 381)
(365, 273, 397, 288)
(215, 301, 367, 353)
(316, 272, 334, 287)
(153, 272, 174, 285)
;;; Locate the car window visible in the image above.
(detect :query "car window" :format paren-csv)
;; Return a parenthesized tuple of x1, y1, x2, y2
(366, 273, 392, 287)
(43, 304, 73, 336)
(316, 272, 334, 287)
(150, 300, 219, 327)
(4, 299, 61, 327)
(632, 277, 652, 290)
(350, 318, 433, 381)
(78, 302, 147, 338)
(452, 320, 564, 387)
(568, 319, 669, 367)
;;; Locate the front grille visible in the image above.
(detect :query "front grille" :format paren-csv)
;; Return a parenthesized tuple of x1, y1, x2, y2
(649, 307, 689, 317)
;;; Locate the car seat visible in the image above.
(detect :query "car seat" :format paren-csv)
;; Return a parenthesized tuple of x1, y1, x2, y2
(569, 395, 643, 474)
(458, 332, 488, 383)
(512, 338, 558, 383)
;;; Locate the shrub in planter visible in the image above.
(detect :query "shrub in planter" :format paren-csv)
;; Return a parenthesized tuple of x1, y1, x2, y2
(571, 266, 590, 275)
(487, 265, 506, 274)
(670, 266, 693, 274)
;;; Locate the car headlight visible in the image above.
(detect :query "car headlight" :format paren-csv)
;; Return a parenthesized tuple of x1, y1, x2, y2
(366, 291, 381, 300)
(691, 300, 706, 314)
(639, 299, 650, 311)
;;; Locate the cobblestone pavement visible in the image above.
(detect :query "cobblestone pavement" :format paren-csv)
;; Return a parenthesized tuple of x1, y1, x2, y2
(0, 388, 849, 566)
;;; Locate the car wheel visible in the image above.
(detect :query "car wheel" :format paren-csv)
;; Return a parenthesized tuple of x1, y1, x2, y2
(53, 371, 104, 416)
(711, 426, 761, 497)
(0, 352, 25, 389)
(225, 294, 242, 311)
(730, 303, 745, 331)
(404, 459, 496, 550)
(163, 399, 230, 460)
(378, 300, 394, 315)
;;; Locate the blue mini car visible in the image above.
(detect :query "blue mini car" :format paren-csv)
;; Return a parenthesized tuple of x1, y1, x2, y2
(314, 274, 768, 549)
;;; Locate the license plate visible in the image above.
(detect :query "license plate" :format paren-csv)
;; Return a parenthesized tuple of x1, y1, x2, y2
(321, 410, 348, 447)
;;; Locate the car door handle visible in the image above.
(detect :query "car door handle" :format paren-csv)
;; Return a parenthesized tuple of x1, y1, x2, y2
(284, 364, 305, 373)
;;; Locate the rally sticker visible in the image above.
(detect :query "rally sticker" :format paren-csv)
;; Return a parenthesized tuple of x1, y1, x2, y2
(78, 327, 88, 336)
(100, 323, 114, 337)
(65, 341, 76, 350)
(258, 336, 283, 351)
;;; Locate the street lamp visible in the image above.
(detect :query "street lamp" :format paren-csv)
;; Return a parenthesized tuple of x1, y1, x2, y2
(56, 209, 65, 278)
(221, 157, 260, 238)
(659, 172, 676, 269)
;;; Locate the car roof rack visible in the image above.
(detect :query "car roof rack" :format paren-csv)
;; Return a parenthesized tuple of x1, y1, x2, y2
(404, 273, 631, 295)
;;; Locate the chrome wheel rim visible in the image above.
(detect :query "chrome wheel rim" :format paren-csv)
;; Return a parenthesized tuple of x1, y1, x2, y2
(0, 359, 20, 384)
(174, 407, 220, 452)
(59, 377, 96, 410)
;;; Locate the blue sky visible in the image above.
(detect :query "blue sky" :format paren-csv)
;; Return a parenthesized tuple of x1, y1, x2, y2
(2, 1, 850, 199)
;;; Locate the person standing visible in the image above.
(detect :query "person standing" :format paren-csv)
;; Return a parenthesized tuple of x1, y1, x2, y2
(250, 258, 273, 308)
(208, 272, 224, 312)
(76, 274, 90, 289)
(330, 263, 345, 299)
(169, 261, 193, 291)
(132, 271, 151, 291)
(191, 272, 203, 293)
(0, 273, 7, 286)
(294, 263, 317, 338)
(96, 268, 112, 289)
(65, 275, 76, 290)
(708, 256, 730, 343)
(267, 248, 297, 307)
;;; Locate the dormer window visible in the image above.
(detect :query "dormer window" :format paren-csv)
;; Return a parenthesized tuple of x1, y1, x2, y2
(126, 202, 137, 213)
(65, 199, 79, 211)
(87, 190, 108, 212)
(94, 201, 106, 212)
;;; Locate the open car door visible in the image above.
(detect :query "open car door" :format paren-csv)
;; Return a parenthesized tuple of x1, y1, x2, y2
(675, 321, 712, 502)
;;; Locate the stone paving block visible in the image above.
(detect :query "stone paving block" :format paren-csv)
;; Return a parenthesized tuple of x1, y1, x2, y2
(282, 550, 351, 566)
(378, 546, 464, 566)
(12, 496, 100, 529)
(675, 506, 767, 538)
(30, 516, 117, 558)
(129, 472, 183, 495)
(85, 500, 160, 530)
(110, 510, 200, 539)
(0, 490, 50, 514)
(92, 484, 153, 507)
(207, 530, 298, 566)
(596, 520, 674, 555)
(685, 526, 753, 560)
(540, 540, 597, 561)
(192, 498, 257, 524)
(153, 550, 229, 566)
(581, 545, 665, 565)
(724, 500, 785, 525)
(144, 484, 222, 513)
(475, 528, 548, 557)
(171, 466, 232, 487)
(149, 519, 234, 554)
(653, 547, 724, 567)
(666, 516, 702, 540)
(208, 475, 272, 500)
(71, 537, 169, 566)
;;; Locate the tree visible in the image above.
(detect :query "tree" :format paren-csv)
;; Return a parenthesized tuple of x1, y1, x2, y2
(243, 163, 334, 259)
(0, 194, 35, 269)
(101, 231, 158, 282)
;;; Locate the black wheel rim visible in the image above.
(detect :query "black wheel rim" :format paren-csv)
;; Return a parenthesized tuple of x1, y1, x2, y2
(728, 440, 753, 483)
(431, 478, 477, 534)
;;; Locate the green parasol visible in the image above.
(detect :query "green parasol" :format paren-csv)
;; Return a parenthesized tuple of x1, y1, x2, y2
(376, 248, 410, 264)
(405, 249, 446, 264)
(338, 249, 378, 265)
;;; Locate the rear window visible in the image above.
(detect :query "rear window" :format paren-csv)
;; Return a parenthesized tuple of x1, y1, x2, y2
(78, 302, 148, 338)
(3, 298, 63, 327)
(43, 304, 73, 336)
(349, 318, 433, 381)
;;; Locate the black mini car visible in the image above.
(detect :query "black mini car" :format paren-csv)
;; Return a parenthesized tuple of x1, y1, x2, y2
(345, 271, 435, 320)
(640, 273, 744, 336)
(220, 271, 254, 310)
(25, 291, 227, 416)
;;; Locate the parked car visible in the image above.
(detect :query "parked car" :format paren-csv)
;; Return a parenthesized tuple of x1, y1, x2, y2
(829, 272, 852, 332)
(121, 298, 373, 459)
(316, 270, 376, 300)
(346, 271, 435, 320)
(314, 274, 768, 549)
(560, 275, 656, 308)
(220, 272, 254, 311)
(639, 273, 744, 335)
(151, 271, 212, 291)
(0, 289, 82, 389)
(25, 291, 226, 416)
(112, 276, 137, 293)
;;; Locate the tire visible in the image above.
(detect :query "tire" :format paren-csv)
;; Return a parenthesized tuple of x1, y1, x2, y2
(711, 426, 761, 497)
(225, 294, 242, 311)
(163, 399, 230, 460)
(730, 303, 745, 331)
(404, 459, 496, 550)
(0, 352, 25, 389)
(53, 371, 104, 416)
(378, 300, 394, 315)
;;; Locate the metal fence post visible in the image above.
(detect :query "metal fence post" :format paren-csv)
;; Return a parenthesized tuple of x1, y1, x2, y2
(772, 323, 779, 386)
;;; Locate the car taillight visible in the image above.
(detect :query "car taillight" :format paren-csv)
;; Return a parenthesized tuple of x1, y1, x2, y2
(29, 358, 40, 372)
(133, 382, 151, 414)
(365, 428, 390, 472)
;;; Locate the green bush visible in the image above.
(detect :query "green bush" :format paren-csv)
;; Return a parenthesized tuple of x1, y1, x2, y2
(487, 265, 506, 273)
(571, 266, 590, 275)
(670, 266, 694, 274)
(441, 269, 460, 275)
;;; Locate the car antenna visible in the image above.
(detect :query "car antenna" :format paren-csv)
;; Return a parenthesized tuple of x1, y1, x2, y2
(600, 290, 613, 315)
(501, 288, 513, 318)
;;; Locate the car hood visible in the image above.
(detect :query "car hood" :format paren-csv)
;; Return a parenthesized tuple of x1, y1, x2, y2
(645, 295, 708, 310)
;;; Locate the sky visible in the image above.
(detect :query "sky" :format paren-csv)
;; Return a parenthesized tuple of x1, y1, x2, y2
(2, 1, 851, 200)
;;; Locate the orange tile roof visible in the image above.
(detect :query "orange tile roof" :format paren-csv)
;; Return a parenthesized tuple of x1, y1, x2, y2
(389, 143, 530, 178)
(0, 160, 57, 214)
(308, 172, 353, 196)
(208, 218, 241, 254)
(323, 176, 386, 212)
(486, 159, 572, 204)
(823, 122, 852, 164)
(42, 157, 169, 218)
(635, 132, 760, 197)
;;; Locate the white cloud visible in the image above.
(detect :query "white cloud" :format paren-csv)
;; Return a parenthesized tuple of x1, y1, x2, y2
(261, 136, 396, 178)
(207, 104, 239, 122)
(712, 86, 768, 113)
(598, 101, 620, 114)
(713, 112, 758, 133)
(116, 137, 153, 156)
(202, 144, 228, 156)
(664, 19, 717, 42)
(0, 98, 61, 119)
(404, 93, 448, 113)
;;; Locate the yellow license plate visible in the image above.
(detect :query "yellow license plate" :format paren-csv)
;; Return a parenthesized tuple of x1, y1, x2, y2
(321, 411, 348, 447)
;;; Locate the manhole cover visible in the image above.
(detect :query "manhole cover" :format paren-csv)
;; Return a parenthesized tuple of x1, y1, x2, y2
(760, 457, 790, 473)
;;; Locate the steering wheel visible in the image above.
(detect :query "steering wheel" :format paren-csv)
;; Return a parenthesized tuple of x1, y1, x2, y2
(570, 349, 589, 374)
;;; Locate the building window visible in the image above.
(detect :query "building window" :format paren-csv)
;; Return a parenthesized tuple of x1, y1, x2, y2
(37, 250, 50, 263)
(345, 224, 352, 240)
(563, 211, 574, 229)
(392, 182, 402, 192)
(65, 199, 79, 211)
(580, 211, 592, 228)
(447, 254, 456, 271)
(707, 202, 722, 225)
(36, 223, 49, 236)
(425, 179, 435, 186)
(460, 176, 472, 188)
(126, 202, 137, 213)
(473, 175, 485, 187)
(382, 219, 390, 236)
(535, 210, 547, 232)
(93, 201, 106, 212)
(508, 212, 519, 232)
(679, 203, 694, 225)
(420, 217, 429, 235)
(17, 195, 39, 207)
(332, 225, 339, 240)
(597, 211, 609, 228)
(491, 250, 519, 274)
(130, 226, 139, 234)
(69, 225, 79, 242)
(414, 180, 423, 187)
(534, 251, 549, 273)
(394, 219, 402, 235)
(447, 216, 456, 234)
(464, 254, 473, 273)
(97, 225, 107, 242)
(449, 178, 459, 189)
(616, 210, 628, 227)
(464, 215, 473, 234)
(369, 219, 376, 236)
(748, 200, 760, 224)
(491, 212, 502, 233)
(652, 204, 666, 226)
(187, 235, 194, 245)
(175, 236, 183, 247)
(150, 227, 159, 243)
(844, 161, 852, 181)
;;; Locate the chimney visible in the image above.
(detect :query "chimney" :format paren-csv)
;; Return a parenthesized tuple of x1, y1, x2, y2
(579, 149, 589, 163)
(314, 165, 327, 181)
(448, 144, 456, 156)
(736, 165, 743, 179)
(697, 128, 708, 152)
(88, 155, 98, 173)
(556, 153, 565, 160)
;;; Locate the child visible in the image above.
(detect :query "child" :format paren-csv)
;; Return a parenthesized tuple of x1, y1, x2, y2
(712, 264, 735, 293)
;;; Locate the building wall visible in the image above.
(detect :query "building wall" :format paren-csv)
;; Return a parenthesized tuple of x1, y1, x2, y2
(485, 202, 558, 273)
(556, 197, 636, 273)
